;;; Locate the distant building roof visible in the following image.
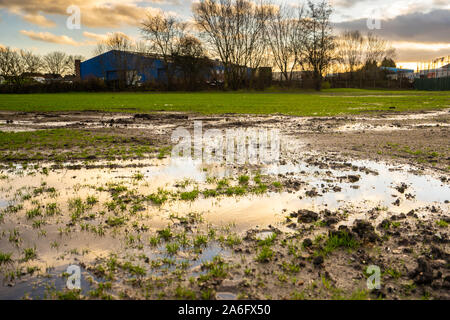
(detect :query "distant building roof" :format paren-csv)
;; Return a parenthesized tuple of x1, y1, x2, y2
(380, 67, 414, 73)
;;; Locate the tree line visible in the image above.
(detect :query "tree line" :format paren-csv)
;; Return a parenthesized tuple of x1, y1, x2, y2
(0, 0, 397, 91)
(139, 0, 342, 90)
(0, 48, 83, 84)
(139, 0, 395, 90)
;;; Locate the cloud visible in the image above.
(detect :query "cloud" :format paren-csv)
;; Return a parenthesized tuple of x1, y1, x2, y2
(333, 0, 364, 8)
(334, 9, 450, 43)
(433, 0, 450, 6)
(334, 8, 450, 61)
(82, 31, 109, 42)
(83, 31, 134, 43)
(0, 0, 174, 28)
(393, 42, 450, 62)
(20, 29, 139, 49)
(20, 30, 83, 46)
(23, 14, 56, 27)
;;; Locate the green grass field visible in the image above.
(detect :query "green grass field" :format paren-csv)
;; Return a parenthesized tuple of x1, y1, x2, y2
(0, 89, 448, 116)
(0, 129, 166, 162)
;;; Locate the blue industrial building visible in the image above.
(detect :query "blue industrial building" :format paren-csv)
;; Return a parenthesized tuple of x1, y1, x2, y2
(79, 50, 224, 86)
(379, 66, 414, 74)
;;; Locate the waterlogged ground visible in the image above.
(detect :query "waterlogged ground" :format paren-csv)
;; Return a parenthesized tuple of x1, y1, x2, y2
(0, 109, 449, 300)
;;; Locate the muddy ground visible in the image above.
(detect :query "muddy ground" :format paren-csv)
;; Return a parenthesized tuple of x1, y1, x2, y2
(1, 109, 449, 170)
(0, 109, 448, 300)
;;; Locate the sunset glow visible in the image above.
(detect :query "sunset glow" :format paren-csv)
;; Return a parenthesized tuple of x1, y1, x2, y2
(0, 0, 449, 64)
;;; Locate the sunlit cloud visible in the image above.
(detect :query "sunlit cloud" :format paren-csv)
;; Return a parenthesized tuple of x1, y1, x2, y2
(20, 30, 85, 46)
(393, 42, 450, 51)
(83, 31, 134, 43)
(0, 0, 170, 28)
(22, 14, 56, 27)
(82, 31, 109, 42)
(393, 41, 450, 62)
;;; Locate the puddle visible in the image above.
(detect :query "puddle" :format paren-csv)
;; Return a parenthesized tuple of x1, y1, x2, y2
(0, 265, 98, 300)
(255, 231, 275, 240)
(0, 154, 448, 299)
(0, 119, 178, 133)
(1, 157, 448, 230)
(335, 122, 450, 132)
(265, 159, 449, 207)
(374, 109, 450, 121)
(0, 199, 8, 209)
(216, 292, 237, 300)
(335, 123, 409, 132)
(145, 242, 231, 276)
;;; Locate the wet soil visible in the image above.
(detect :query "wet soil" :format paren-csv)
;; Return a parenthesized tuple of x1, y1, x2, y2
(0, 109, 448, 300)
(1, 109, 448, 170)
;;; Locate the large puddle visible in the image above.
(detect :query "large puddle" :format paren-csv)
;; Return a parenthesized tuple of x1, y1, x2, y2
(1, 157, 448, 229)
(0, 154, 448, 299)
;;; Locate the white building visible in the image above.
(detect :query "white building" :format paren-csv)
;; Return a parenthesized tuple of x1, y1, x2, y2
(415, 64, 450, 79)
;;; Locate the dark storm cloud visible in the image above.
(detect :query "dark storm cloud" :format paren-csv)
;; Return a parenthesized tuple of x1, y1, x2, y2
(334, 9, 450, 43)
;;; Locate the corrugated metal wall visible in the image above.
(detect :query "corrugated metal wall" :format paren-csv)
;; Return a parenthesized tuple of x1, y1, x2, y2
(414, 77, 450, 91)
(80, 50, 163, 83)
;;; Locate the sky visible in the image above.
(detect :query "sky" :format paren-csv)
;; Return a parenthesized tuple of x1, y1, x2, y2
(0, 0, 449, 70)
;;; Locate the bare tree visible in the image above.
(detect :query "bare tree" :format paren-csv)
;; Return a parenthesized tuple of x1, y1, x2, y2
(65, 55, 85, 75)
(20, 50, 43, 74)
(141, 13, 187, 89)
(193, 0, 270, 90)
(334, 31, 396, 72)
(173, 35, 212, 90)
(0, 47, 13, 77)
(364, 33, 395, 67)
(302, 0, 335, 91)
(0, 47, 25, 84)
(43, 51, 72, 76)
(134, 41, 151, 54)
(95, 32, 135, 55)
(245, 1, 273, 71)
(336, 30, 364, 76)
(266, 3, 305, 85)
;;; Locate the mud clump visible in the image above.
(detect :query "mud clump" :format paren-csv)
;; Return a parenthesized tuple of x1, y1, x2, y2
(302, 238, 313, 248)
(395, 183, 408, 194)
(347, 175, 361, 183)
(133, 113, 188, 120)
(313, 256, 324, 267)
(338, 175, 361, 183)
(323, 217, 338, 226)
(409, 257, 434, 285)
(351, 220, 379, 243)
(285, 179, 303, 191)
(291, 210, 319, 223)
(305, 189, 321, 197)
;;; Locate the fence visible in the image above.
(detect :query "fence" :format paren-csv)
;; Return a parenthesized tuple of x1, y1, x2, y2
(414, 77, 450, 91)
